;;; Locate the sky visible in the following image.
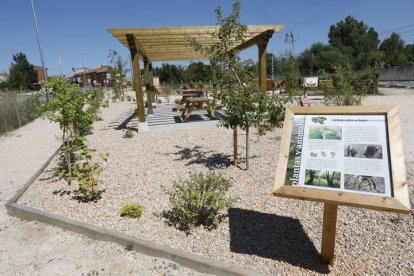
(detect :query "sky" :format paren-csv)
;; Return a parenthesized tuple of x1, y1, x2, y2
(1, 0, 414, 77)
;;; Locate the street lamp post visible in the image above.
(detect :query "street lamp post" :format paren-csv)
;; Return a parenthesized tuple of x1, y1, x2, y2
(30, 0, 49, 100)
(80, 48, 86, 86)
(410, 62, 414, 89)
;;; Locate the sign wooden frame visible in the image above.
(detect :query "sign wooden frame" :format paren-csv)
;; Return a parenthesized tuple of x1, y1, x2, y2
(273, 105, 410, 214)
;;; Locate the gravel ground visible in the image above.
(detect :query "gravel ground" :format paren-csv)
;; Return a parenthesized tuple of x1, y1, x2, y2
(0, 115, 205, 275)
(18, 90, 414, 275)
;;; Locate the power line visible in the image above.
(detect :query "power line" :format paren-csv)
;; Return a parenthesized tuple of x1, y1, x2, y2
(379, 28, 414, 39)
(379, 23, 414, 35)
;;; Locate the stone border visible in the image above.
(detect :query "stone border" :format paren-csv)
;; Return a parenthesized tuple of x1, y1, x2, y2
(5, 147, 265, 276)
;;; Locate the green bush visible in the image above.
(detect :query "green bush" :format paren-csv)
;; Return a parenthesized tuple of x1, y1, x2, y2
(120, 203, 143, 218)
(165, 172, 236, 232)
(123, 129, 134, 138)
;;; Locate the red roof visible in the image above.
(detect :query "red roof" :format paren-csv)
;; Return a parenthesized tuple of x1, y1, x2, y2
(75, 66, 109, 75)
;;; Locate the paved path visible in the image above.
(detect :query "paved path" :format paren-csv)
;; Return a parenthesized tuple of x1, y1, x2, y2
(0, 118, 200, 275)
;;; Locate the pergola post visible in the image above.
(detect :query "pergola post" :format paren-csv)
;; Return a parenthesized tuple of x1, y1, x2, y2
(143, 57, 154, 115)
(211, 61, 217, 100)
(258, 39, 268, 93)
(129, 45, 146, 122)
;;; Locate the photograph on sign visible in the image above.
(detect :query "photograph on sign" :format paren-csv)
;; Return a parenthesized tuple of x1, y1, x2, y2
(285, 114, 392, 196)
(274, 106, 410, 213)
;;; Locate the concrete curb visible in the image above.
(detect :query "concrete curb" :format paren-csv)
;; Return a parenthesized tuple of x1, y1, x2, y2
(5, 148, 265, 276)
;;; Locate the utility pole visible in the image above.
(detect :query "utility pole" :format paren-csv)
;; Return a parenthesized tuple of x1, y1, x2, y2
(271, 54, 274, 80)
(284, 31, 296, 56)
(409, 62, 414, 88)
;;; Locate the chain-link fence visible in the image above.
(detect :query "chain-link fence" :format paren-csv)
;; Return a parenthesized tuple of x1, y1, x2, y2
(0, 90, 43, 134)
(378, 65, 414, 88)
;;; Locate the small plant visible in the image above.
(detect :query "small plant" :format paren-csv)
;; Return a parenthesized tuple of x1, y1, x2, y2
(74, 140, 109, 201)
(390, 213, 402, 224)
(321, 151, 327, 157)
(312, 116, 327, 124)
(310, 152, 318, 157)
(127, 95, 132, 101)
(165, 172, 236, 232)
(125, 243, 134, 251)
(330, 151, 336, 158)
(120, 203, 143, 218)
(123, 129, 134, 138)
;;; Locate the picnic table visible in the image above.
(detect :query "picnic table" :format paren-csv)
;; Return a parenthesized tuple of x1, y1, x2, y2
(178, 89, 205, 102)
(176, 96, 217, 122)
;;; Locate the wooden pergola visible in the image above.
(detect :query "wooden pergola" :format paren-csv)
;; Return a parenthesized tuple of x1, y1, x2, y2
(108, 25, 284, 123)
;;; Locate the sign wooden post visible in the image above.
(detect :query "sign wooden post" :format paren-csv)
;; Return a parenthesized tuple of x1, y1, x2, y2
(273, 106, 411, 266)
(320, 203, 338, 265)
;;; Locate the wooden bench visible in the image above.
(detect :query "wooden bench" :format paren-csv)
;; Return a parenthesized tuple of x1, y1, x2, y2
(176, 103, 187, 111)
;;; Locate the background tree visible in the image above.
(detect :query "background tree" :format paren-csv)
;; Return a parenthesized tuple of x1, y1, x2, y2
(266, 53, 289, 79)
(405, 44, 414, 63)
(107, 50, 129, 99)
(185, 62, 211, 83)
(8, 52, 38, 90)
(328, 16, 380, 70)
(299, 43, 348, 75)
(379, 33, 407, 66)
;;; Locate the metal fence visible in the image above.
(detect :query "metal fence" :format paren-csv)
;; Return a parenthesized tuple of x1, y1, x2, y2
(378, 65, 414, 88)
(0, 90, 43, 134)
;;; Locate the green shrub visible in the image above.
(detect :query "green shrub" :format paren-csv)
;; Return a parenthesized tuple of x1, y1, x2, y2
(123, 129, 134, 138)
(165, 172, 236, 232)
(120, 203, 143, 218)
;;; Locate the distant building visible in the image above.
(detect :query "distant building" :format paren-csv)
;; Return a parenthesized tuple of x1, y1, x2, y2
(72, 66, 110, 87)
(0, 72, 9, 82)
(33, 65, 48, 84)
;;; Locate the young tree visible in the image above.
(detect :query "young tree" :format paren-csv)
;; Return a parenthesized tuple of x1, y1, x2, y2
(189, 1, 287, 170)
(324, 63, 378, 105)
(284, 55, 301, 96)
(108, 50, 129, 100)
(39, 77, 107, 191)
(8, 52, 38, 90)
(379, 33, 406, 66)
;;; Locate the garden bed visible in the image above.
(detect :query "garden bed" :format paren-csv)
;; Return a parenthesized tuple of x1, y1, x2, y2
(18, 100, 414, 275)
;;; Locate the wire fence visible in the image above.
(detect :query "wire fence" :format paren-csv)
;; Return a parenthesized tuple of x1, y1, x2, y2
(378, 65, 414, 88)
(0, 90, 43, 135)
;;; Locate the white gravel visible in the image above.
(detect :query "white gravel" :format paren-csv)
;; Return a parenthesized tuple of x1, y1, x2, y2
(18, 89, 414, 275)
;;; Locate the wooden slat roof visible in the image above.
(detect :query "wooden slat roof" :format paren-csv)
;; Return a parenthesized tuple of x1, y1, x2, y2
(108, 25, 284, 61)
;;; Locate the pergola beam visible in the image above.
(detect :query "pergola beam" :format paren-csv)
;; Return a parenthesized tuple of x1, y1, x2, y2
(108, 25, 284, 62)
(126, 34, 150, 62)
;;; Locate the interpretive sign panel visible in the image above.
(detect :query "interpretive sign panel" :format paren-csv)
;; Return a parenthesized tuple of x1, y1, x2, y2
(273, 106, 410, 213)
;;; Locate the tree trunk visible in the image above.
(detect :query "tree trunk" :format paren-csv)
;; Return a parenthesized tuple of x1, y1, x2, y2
(306, 170, 316, 185)
(233, 126, 238, 167)
(63, 129, 72, 185)
(326, 171, 335, 187)
(246, 126, 249, 170)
